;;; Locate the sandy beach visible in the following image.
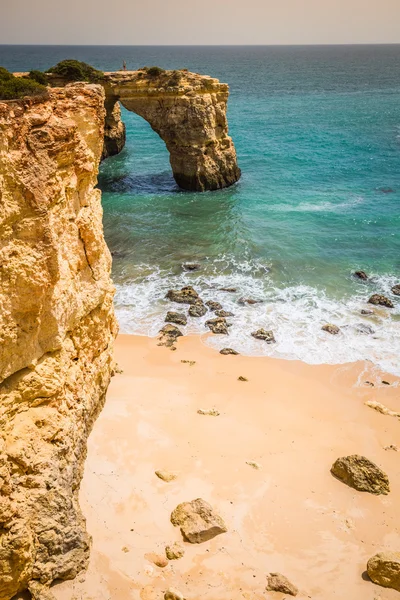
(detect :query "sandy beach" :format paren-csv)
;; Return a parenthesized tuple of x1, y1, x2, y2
(51, 333, 400, 600)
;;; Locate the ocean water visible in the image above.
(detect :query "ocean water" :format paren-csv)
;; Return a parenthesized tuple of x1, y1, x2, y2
(2, 45, 400, 374)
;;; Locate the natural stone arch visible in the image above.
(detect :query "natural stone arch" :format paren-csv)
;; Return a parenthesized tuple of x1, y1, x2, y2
(102, 70, 241, 192)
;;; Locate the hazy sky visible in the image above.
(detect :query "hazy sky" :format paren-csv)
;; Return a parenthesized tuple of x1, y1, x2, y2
(1, 0, 399, 45)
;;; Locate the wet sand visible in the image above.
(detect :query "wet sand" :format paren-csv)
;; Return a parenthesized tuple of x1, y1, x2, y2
(53, 333, 400, 600)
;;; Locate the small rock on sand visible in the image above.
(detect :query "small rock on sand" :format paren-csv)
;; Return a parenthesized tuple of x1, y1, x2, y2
(365, 400, 400, 418)
(165, 542, 185, 560)
(145, 552, 169, 568)
(220, 348, 239, 355)
(197, 408, 220, 416)
(166, 286, 200, 305)
(206, 300, 223, 311)
(322, 324, 340, 335)
(188, 301, 207, 317)
(251, 328, 275, 343)
(165, 589, 186, 600)
(266, 572, 298, 596)
(384, 445, 399, 452)
(367, 552, 400, 592)
(331, 454, 390, 495)
(238, 376, 248, 382)
(181, 359, 196, 366)
(246, 461, 261, 470)
(368, 294, 394, 308)
(165, 311, 187, 326)
(171, 498, 227, 543)
(205, 317, 229, 334)
(155, 470, 177, 482)
(158, 324, 183, 349)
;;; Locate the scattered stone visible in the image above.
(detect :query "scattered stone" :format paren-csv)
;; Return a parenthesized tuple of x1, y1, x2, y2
(365, 400, 400, 419)
(354, 270, 368, 280)
(355, 323, 375, 335)
(361, 308, 374, 315)
(166, 286, 200, 305)
(181, 359, 196, 366)
(122, 546, 129, 553)
(368, 294, 394, 308)
(165, 589, 186, 600)
(392, 284, 400, 296)
(188, 301, 207, 317)
(266, 572, 298, 596)
(365, 381, 374, 387)
(367, 552, 400, 592)
(158, 324, 183, 349)
(165, 542, 185, 560)
(384, 445, 398, 452)
(155, 470, 177, 482)
(330, 454, 390, 495)
(220, 348, 239, 355)
(205, 300, 223, 311)
(146, 552, 169, 568)
(182, 262, 201, 271)
(246, 461, 261, 470)
(170, 498, 227, 543)
(382, 380, 391, 385)
(219, 287, 237, 292)
(197, 408, 220, 416)
(165, 311, 187, 326)
(322, 324, 340, 335)
(239, 297, 262, 305)
(238, 376, 248, 382)
(205, 317, 229, 334)
(215, 309, 234, 317)
(251, 328, 276, 343)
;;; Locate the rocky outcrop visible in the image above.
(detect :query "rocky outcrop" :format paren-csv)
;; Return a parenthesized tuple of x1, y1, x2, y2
(101, 99, 126, 160)
(367, 552, 400, 591)
(330, 455, 390, 495)
(368, 294, 394, 308)
(0, 84, 117, 598)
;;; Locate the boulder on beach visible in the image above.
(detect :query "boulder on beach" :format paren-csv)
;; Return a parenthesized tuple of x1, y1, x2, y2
(215, 309, 234, 317)
(166, 286, 200, 305)
(322, 324, 340, 335)
(392, 284, 400, 296)
(165, 589, 186, 600)
(266, 572, 298, 596)
(171, 498, 227, 543)
(205, 300, 223, 311)
(354, 270, 369, 280)
(251, 328, 275, 343)
(205, 317, 229, 334)
(368, 294, 394, 308)
(220, 347, 239, 355)
(182, 262, 201, 271)
(165, 311, 187, 326)
(189, 301, 207, 317)
(330, 454, 390, 495)
(165, 542, 185, 560)
(367, 552, 400, 592)
(158, 324, 183, 349)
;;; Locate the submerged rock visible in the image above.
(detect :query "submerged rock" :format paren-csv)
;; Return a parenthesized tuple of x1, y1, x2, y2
(331, 454, 390, 495)
(182, 262, 201, 271)
(355, 323, 375, 335)
(189, 301, 207, 317)
(166, 286, 200, 305)
(368, 294, 394, 308)
(215, 309, 234, 317)
(220, 347, 239, 355)
(158, 324, 183, 348)
(205, 300, 223, 311)
(354, 270, 369, 280)
(219, 287, 237, 292)
(266, 573, 298, 596)
(205, 317, 229, 334)
(165, 311, 187, 326)
(251, 328, 276, 343)
(238, 297, 262, 305)
(165, 542, 185, 560)
(367, 552, 400, 592)
(170, 498, 227, 543)
(361, 308, 374, 315)
(392, 284, 400, 296)
(322, 324, 340, 335)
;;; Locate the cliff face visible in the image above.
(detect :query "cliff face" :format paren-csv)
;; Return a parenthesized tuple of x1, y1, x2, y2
(0, 84, 117, 599)
(101, 99, 126, 160)
(103, 70, 241, 191)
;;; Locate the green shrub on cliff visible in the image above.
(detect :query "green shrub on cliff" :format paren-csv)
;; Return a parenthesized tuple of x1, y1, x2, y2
(144, 66, 166, 77)
(28, 70, 48, 85)
(0, 67, 48, 100)
(46, 60, 104, 82)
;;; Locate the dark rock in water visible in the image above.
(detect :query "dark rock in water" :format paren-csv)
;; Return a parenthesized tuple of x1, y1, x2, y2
(392, 284, 400, 296)
(166, 286, 200, 305)
(110, 250, 128, 258)
(331, 454, 390, 495)
(378, 187, 395, 194)
(205, 300, 223, 311)
(158, 324, 183, 349)
(251, 329, 275, 343)
(322, 324, 340, 335)
(219, 287, 237, 293)
(239, 297, 262, 305)
(165, 311, 187, 326)
(361, 308, 374, 315)
(368, 294, 394, 308)
(220, 348, 239, 355)
(367, 551, 400, 592)
(189, 302, 207, 317)
(355, 323, 375, 335)
(205, 317, 229, 335)
(182, 263, 201, 271)
(354, 270, 368, 280)
(215, 309, 234, 317)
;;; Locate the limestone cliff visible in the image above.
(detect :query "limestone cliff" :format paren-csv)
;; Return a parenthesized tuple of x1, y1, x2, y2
(0, 84, 118, 599)
(101, 99, 126, 160)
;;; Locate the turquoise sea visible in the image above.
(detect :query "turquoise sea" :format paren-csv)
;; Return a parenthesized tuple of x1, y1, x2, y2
(2, 45, 400, 373)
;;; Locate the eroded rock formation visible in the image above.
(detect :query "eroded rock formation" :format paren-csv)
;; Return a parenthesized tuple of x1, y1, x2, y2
(102, 99, 126, 160)
(0, 84, 117, 598)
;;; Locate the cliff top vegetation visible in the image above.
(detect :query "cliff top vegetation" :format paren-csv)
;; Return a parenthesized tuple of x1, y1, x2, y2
(0, 67, 48, 100)
(46, 59, 105, 82)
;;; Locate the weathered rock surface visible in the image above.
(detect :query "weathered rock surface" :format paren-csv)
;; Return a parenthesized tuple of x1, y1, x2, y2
(368, 294, 394, 308)
(165, 589, 186, 600)
(0, 85, 117, 598)
(266, 572, 298, 596)
(220, 348, 239, 355)
(331, 455, 390, 495)
(165, 311, 187, 326)
(171, 498, 227, 543)
(205, 300, 223, 311)
(215, 309, 234, 317)
(251, 329, 276, 343)
(166, 286, 200, 305)
(101, 100, 126, 160)
(189, 302, 207, 317)
(205, 317, 229, 334)
(322, 324, 340, 335)
(158, 324, 183, 348)
(165, 542, 185, 560)
(392, 284, 400, 296)
(367, 552, 400, 592)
